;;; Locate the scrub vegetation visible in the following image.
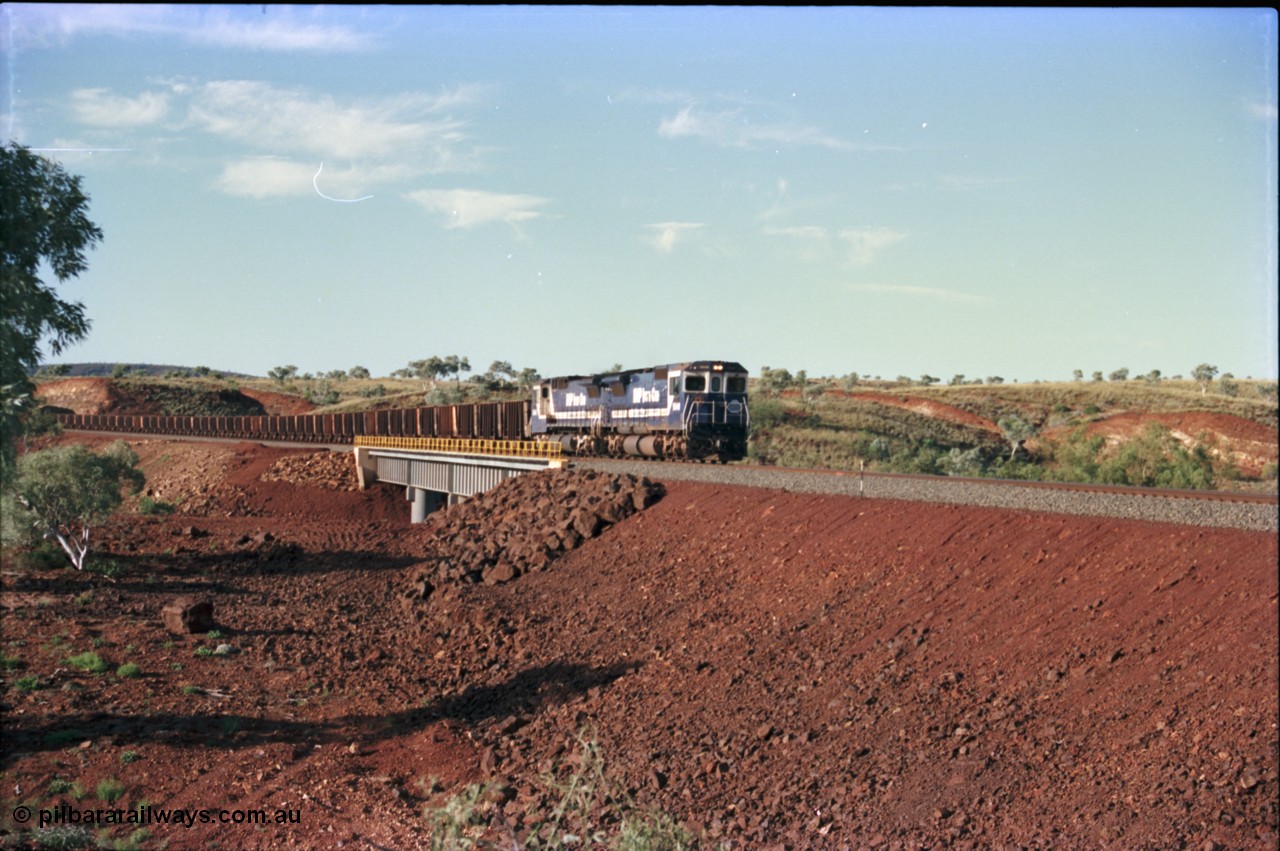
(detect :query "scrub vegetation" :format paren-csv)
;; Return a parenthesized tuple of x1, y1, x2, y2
(28, 365, 1279, 493)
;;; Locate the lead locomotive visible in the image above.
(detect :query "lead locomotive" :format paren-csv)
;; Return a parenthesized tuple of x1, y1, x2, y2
(530, 360, 749, 462)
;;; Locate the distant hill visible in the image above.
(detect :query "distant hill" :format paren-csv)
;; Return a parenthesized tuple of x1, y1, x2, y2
(33, 363, 257, 379)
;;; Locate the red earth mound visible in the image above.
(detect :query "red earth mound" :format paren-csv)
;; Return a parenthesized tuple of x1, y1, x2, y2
(825, 391, 1001, 433)
(237, 388, 317, 416)
(1044, 411, 1279, 478)
(1, 436, 1275, 849)
(33, 378, 125, 416)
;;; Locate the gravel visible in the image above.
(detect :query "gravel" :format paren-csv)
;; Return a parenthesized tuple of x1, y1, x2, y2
(577, 459, 1279, 532)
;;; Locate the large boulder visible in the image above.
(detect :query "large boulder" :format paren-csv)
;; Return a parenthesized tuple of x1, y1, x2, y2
(162, 597, 215, 634)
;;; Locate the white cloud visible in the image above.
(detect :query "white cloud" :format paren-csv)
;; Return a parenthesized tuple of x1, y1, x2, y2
(405, 189, 549, 230)
(5, 4, 372, 52)
(187, 80, 474, 164)
(214, 158, 316, 199)
(658, 105, 856, 151)
(644, 221, 705, 254)
(839, 226, 908, 266)
(188, 7, 373, 52)
(58, 78, 484, 199)
(70, 88, 169, 127)
(849, 283, 991, 304)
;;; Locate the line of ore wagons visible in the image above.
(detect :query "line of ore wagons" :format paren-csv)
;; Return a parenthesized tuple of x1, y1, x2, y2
(56, 400, 532, 445)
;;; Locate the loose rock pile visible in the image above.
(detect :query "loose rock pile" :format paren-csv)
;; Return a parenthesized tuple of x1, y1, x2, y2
(404, 468, 663, 600)
(261, 451, 359, 491)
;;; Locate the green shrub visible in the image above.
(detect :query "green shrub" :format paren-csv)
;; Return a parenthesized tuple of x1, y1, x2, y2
(64, 652, 109, 674)
(6, 442, 145, 570)
(137, 496, 175, 515)
(116, 662, 142, 679)
(1098, 424, 1215, 489)
(31, 824, 93, 849)
(14, 675, 41, 692)
(4, 540, 67, 571)
(86, 559, 125, 580)
(747, 397, 787, 434)
(120, 750, 140, 764)
(47, 777, 74, 795)
(96, 777, 126, 803)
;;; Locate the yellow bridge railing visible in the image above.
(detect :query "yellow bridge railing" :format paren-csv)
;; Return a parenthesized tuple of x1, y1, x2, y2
(354, 435, 562, 460)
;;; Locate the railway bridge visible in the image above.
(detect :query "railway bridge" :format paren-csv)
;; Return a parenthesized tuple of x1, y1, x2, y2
(352, 436, 564, 522)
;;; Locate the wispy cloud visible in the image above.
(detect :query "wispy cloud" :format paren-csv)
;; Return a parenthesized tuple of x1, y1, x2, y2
(70, 88, 169, 127)
(187, 80, 476, 163)
(404, 189, 549, 230)
(764, 220, 908, 266)
(6, 5, 373, 52)
(658, 106, 854, 151)
(63, 78, 486, 198)
(840, 226, 908, 266)
(213, 157, 316, 199)
(849, 283, 991, 304)
(644, 221, 705, 254)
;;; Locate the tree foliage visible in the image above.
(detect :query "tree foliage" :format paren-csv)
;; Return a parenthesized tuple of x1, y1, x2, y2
(4, 441, 144, 570)
(1, 143, 103, 478)
(1192, 363, 1219, 396)
(997, 414, 1035, 459)
(756, 366, 796, 395)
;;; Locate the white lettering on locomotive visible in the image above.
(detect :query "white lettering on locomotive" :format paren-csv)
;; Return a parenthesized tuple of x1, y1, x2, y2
(632, 387, 661, 405)
(565, 392, 587, 407)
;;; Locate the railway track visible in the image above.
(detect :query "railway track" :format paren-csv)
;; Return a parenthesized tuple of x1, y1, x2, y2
(62, 425, 1277, 531)
(580, 458, 1278, 532)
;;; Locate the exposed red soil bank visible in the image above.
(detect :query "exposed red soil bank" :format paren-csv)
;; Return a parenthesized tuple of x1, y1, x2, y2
(848, 392, 1002, 433)
(1, 437, 1275, 848)
(1074, 411, 1279, 477)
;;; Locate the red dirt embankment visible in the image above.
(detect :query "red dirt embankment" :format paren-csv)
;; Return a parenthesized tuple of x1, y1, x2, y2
(1, 437, 1275, 849)
(238, 388, 316, 416)
(1042, 411, 1279, 478)
(33, 378, 125, 415)
(825, 391, 1002, 433)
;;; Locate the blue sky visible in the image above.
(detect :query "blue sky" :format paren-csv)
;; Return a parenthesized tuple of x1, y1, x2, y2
(3, 5, 1277, 381)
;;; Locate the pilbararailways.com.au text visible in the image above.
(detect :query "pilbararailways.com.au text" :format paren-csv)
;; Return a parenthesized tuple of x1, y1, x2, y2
(35, 803, 301, 829)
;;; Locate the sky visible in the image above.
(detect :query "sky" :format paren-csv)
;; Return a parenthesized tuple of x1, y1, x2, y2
(2, 5, 1277, 381)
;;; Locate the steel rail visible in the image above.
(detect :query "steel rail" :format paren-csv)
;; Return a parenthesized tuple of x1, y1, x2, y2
(63, 428, 1275, 506)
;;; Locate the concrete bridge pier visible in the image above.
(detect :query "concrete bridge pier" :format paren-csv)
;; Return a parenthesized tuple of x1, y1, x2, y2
(407, 487, 447, 523)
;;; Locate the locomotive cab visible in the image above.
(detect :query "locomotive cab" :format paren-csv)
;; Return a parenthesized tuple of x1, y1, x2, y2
(674, 362, 749, 461)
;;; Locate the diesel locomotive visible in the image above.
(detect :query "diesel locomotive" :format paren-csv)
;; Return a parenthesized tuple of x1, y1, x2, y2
(531, 360, 750, 462)
(53, 360, 751, 463)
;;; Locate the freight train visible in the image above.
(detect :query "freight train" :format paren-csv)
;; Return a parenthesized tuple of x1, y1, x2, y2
(55, 360, 751, 462)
